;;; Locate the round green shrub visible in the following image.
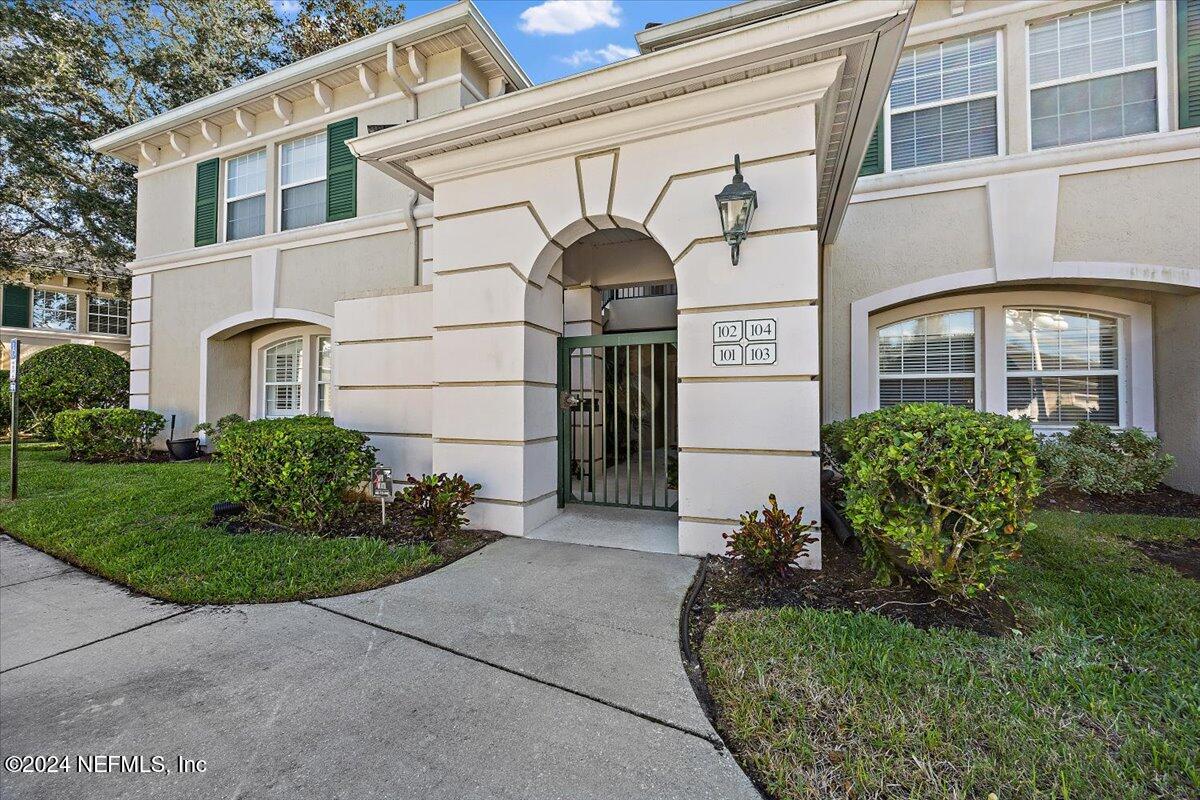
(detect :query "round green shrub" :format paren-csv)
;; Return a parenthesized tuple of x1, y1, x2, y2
(219, 416, 377, 532)
(1038, 421, 1175, 495)
(53, 408, 165, 461)
(18, 344, 129, 437)
(841, 403, 1041, 598)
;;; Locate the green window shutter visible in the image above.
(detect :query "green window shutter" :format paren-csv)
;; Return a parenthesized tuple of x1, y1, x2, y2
(2, 285, 31, 328)
(1181, 0, 1200, 129)
(326, 117, 359, 222)
(194, 158, 219, 247)
(859, 114, 884, 176)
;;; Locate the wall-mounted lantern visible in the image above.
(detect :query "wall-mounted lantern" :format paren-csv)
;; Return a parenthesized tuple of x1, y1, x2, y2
(715, 154, 757, 266)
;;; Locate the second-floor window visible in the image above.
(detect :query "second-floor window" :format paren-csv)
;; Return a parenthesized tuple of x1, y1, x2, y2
(32, 290, 78, 332)
(1028, 0, 1160, 150)
(87, 296, 129, 335)
(226, 149, 266, 241)
(280, 132, 327, 231)
(887, 32, 1000, 170)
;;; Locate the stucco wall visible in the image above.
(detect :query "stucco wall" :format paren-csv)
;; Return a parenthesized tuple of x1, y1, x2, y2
(147, 258, 252, 434)
(277, 230, 414, 310)
(823, 186, 992, 419)
(138, 225, 413, 434)
(1154, 293, 1200, 492)
(1055, 160, 1200, 270)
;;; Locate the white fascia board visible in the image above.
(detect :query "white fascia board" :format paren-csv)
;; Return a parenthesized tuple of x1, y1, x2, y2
(89, 0, 528, 156)
(350, 0, 911, 170)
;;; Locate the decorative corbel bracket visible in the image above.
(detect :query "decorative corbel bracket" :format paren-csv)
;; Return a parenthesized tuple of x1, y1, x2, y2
(312, 79, 333, 114)
(272, 94, 293, 126)
(199, 119, 222, 148)
(234, 107, 256, 138)
(138, 141, 160, 167)
(358, 63, 378, 99)
(407, 46, 426, 84)
(168, 131, 190, 157)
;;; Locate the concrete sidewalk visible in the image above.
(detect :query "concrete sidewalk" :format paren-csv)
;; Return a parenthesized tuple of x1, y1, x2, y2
(0, 534, 759, 800)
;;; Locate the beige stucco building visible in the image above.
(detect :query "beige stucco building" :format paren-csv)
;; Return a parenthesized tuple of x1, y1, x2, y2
(91, 0, 1199, 558)
(1, 270, 132, 366)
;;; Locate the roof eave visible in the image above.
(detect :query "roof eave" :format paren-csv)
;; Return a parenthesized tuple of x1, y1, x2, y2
(89, 0, 529, 157)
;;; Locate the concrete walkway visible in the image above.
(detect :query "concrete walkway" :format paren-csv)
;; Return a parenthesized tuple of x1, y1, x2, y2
(0, 535, 758, 800)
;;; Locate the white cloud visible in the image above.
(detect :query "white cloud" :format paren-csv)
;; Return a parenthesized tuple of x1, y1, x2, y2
(273, 0, 300, 15)
(596, 43, 637, 62)
(557, 42, 637, 68)
(520, 1, 621, 36)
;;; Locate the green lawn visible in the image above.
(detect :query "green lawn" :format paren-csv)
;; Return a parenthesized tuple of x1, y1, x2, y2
(702, 510, 1200, 800)
(0, 444, 439, 604)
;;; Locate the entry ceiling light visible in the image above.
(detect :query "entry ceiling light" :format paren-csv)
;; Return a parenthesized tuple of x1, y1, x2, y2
(715, 154, 757, 266)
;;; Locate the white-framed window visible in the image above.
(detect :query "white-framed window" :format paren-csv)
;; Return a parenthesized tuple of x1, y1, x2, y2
(87, 295, 128, 335)
(1027, 0, 1162, 150)
(886, 31, 1001, 171)
(32, 290, 79, 332)
(263, 337, 303, 418)
(1005, 307, 1120, 425)
(225, 149, 266, 241)
(877, 310, 978, 408)
(316, 335, 332, 416)
(279, 131, 327, 232)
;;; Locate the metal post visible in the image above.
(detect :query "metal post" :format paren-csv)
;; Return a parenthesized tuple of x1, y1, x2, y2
(9, 338, 20, 501)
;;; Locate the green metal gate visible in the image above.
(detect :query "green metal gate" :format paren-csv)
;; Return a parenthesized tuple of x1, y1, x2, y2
(557, 330, 678, 511)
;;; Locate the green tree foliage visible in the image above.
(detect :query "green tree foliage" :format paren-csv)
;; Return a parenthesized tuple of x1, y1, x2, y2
(1, 0, 404, 282)
(0, 0, 282, 281)
(280, 0, 405, 63)
(17, 343, 130, 436)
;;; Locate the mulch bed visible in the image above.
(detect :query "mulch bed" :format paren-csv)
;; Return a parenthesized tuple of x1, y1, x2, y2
(213, 500, 503, 561)
(686, 535, 1017, 652)
(1132, 538, 1200, 581)
(1037, 485, 1200, 517)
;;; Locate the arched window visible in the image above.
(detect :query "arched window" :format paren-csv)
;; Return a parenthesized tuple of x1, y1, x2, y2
(263, 338, 303, 418)
(877, 310, 977, 408)
(1005, 307, 1119, 425)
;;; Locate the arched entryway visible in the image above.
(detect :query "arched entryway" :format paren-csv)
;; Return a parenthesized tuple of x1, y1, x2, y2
(555, 229, 680, 521)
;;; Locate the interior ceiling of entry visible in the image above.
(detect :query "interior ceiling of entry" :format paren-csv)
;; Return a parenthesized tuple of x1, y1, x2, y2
(575, 227, 651, 246)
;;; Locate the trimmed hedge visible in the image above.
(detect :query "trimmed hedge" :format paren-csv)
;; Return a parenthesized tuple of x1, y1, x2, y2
(219, 416, 376, 532)
(18, 344, 129, 437)
(840, 403, 1041, 598)
(54, 408, 165, 462)
(1038, 421, 1174, 495)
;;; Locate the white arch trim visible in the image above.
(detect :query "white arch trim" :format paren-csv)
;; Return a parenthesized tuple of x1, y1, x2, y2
(198, 308, 334, 423)
(848, 262, 1193, 423)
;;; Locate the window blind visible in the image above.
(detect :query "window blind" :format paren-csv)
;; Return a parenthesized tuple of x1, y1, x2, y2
(878, 310, 977, 409)
(1005, 308, 1120, 425)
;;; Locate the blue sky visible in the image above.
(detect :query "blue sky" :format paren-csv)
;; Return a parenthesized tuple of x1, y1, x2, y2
(275, 1, 736, 83)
